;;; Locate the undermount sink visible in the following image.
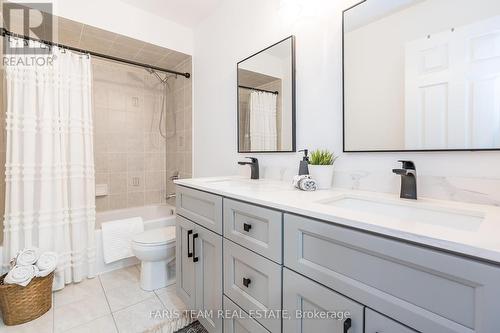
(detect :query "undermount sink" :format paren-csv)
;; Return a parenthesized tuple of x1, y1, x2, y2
(203, 178, 255, 185)
(203, 178, 239, 183)
(201, 178, 287, 190)
(317, 195, 485, 231)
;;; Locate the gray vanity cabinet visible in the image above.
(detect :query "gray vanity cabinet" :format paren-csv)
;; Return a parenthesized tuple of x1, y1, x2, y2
(176, 184, 500, 333)
(365, 308, 417, 333)
(176, 215, 195, 309)
(283, 268, 364, 333)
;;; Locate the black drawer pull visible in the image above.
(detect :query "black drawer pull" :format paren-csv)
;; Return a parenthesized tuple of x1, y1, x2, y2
(192, 233, 199, 263)
(242, 277, 251, 287)
(187, 230, 193, 258)
(343, 318, 351, 333)
(243, 223, 252, 232)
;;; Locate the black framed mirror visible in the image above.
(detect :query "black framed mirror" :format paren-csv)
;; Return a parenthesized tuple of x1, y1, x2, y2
(343, 0, 500, 152)
(237, 36, 296, 153)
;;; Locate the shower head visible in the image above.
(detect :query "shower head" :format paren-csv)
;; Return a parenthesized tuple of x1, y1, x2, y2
(147, 68, 171, 84)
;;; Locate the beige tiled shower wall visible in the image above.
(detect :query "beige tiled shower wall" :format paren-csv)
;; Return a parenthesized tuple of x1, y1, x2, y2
(165, 57, 192, 205)
(93, 57, 192, 212)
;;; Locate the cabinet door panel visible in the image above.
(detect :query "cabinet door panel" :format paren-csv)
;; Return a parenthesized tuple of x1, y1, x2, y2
(283, 268, 364, 333)
(176, 215, 195, 308)
(195, 224, 223, 333)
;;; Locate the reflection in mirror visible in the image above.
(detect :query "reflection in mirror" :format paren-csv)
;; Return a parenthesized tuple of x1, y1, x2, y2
(238, 36, 295, 152)
(343, 0, 500, 151)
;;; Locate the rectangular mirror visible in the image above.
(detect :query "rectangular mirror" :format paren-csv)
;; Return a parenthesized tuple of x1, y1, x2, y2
(343, 0, 500, 152)
(237, 36, 296, 153)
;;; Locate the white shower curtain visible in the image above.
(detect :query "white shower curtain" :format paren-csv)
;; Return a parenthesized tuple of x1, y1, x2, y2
(249, 91, 278, 151)
(3, 39, 96, 290)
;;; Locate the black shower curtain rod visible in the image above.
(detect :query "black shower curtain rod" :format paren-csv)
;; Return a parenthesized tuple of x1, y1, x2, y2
(238, 85, 279, 95)
(1, 28, 191, 78)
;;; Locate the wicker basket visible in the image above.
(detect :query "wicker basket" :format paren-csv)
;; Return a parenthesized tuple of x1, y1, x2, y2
(0, 272, 53, 326)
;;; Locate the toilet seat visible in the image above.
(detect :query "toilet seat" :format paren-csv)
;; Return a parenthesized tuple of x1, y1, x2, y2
(133, 226, 176, 246)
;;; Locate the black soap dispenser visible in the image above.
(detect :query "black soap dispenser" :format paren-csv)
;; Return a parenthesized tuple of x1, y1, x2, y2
(298, 149, 310, 175)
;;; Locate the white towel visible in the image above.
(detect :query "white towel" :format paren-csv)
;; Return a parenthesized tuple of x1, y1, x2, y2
(101, 217, 144, 264)
(15, 248, 40, 266)
(36, 252, 58, 277)
(4, 265, 37, 286)
(292, 175, 318, 191)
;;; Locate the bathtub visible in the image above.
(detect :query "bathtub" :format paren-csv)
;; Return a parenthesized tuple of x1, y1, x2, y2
(94, 204, 176, 275)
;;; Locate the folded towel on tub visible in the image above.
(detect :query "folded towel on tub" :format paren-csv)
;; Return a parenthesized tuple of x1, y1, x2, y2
(101, 217, 144, 264)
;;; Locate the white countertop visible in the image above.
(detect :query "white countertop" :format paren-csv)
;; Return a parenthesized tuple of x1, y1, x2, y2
(175, 176, 500, 264)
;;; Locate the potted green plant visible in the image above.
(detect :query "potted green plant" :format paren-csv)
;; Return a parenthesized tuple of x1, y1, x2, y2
(308, 149, 337, 189)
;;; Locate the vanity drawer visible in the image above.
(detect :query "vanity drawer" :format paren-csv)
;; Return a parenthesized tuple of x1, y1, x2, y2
(284, 213, 500, 333)
(223, 198, 282, 263)
(223, 240, 281, 333)
(365, 308, 417, 333)
(223, 296, 270, 333)
(176, 186, 222, 234)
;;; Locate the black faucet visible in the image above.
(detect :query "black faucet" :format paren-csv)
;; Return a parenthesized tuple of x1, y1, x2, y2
(238, 157, 259, 180)
(392, 160, 417, 200)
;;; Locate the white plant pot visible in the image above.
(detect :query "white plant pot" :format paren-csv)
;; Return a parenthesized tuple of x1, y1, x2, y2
(308, 165, 334, 189)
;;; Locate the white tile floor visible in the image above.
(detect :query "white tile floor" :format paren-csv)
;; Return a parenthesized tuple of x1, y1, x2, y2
(0, 266, 186, 333)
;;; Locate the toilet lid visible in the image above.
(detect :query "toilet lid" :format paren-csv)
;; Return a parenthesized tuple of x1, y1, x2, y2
(133, 226, 176, 245)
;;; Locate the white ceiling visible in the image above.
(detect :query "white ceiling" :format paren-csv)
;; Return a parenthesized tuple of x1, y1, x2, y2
(118, 0, 222, 28)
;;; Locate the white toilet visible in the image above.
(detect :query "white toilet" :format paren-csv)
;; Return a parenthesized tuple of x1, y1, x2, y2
(131, 226, 176, 291)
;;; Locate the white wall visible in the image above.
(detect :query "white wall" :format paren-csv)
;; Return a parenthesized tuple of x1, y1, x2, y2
(193, 0, 500, 206)
(52, 0, 193, 54)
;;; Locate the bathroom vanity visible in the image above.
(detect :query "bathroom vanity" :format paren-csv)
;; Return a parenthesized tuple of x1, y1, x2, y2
(175, 177, 500, 333)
